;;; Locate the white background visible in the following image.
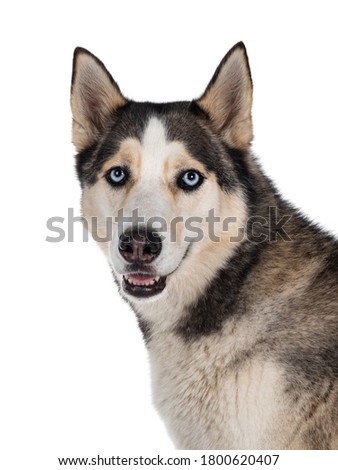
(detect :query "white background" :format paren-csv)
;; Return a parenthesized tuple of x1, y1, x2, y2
(1, 1, 337, 468)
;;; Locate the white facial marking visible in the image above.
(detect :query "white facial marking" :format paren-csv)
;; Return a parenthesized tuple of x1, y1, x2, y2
(141, 116, 168, 179)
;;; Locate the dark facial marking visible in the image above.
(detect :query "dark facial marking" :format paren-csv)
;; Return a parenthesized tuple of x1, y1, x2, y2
(75, 100, 247, 193)
(176, 239, 264, 340)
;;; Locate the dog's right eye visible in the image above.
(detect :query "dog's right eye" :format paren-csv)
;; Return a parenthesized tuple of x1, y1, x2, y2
(106, 167, 129, 186)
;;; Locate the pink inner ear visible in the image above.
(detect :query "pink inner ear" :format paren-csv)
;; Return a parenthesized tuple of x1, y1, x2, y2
(78, 82, 102, 129)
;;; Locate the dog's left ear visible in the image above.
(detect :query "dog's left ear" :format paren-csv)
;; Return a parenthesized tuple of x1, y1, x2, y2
(196, 42, 253, 150)
(71, 47, 128, 151)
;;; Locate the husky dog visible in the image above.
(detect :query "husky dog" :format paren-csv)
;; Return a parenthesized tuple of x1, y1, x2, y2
(70, 43, 338, 449)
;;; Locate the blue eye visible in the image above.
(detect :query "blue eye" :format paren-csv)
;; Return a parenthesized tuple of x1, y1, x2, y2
(178, 170, 204, 191)
(107, 167, 128, 186)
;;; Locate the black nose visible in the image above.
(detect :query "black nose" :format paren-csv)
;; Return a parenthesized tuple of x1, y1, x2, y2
(118, 229, 162, 263)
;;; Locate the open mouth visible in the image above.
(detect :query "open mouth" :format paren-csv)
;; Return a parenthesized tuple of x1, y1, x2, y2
(123, 273, 167, 298)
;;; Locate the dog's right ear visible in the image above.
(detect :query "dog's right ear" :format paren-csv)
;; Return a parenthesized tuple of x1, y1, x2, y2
(71, 48, 128, 151)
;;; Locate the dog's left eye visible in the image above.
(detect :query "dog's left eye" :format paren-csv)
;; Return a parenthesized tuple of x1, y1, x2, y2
(106, 167, 128, 186)
(178, 170, 204, 191)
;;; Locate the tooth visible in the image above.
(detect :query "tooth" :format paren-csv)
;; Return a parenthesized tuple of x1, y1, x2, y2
(124, 275, 160, 287)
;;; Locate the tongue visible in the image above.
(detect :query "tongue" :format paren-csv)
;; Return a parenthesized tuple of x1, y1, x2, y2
(127, 275, 156, 286)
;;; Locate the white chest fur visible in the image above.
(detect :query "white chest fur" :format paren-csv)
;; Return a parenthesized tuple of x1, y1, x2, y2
(148, 329, 285, 450)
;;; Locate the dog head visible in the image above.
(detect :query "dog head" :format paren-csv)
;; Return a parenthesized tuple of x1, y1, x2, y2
(71, 43, 252, 308)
